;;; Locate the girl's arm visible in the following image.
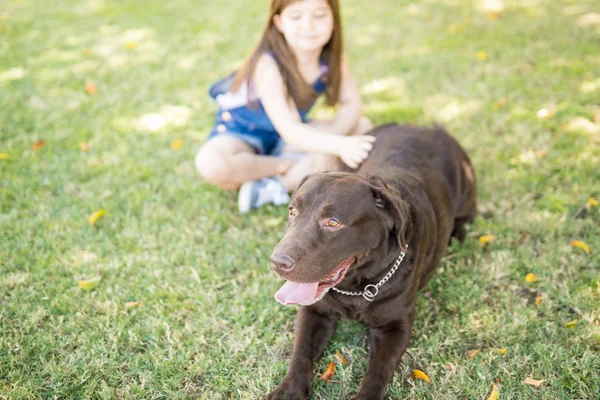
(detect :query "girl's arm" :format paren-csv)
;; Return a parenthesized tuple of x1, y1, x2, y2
(323, 56, 362, 136)
(253, 54, 343, 155)
(254, 54, 374, 168)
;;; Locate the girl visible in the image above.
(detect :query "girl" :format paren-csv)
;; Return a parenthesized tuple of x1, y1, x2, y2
(196, 0, 375, 213)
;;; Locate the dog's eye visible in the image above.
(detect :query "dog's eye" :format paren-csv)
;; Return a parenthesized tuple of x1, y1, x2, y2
(325, 218, 341, 228)
(289, 207, 297, 217)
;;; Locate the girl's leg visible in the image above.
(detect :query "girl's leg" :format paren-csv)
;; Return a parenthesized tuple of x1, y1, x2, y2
(196, 135, 296, 190)
(195, 135, 296, 190)
(279, 116, 373, 191)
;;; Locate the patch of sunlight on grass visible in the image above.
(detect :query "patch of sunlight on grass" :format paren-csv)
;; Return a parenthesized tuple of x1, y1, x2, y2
(361, 77, 407, 97)
(354, 24, 383, 47)
(579, 78, 600, 94)
(0, 67, 26, 83)
(34, 49, 81, 63)
(476, 0, 505, 14)
(176, 56, 196, 70)
(577, 13, 600, 27)
(424, 94, 481, 123)
(113, 105, 193, 134)
(564, 117, 600, 135)
(484, 250, 514, 280)
(69, 60, 100, 75)
(74, 0, 105, 15)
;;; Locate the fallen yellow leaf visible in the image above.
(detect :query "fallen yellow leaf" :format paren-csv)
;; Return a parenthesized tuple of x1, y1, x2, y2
(78, 276, 101, 291)
(494, 98, 507, 109)
(80, 142, 89, 152)
(33, 139, 46, 151)
(125, 301, 141, 309)
(498, 348, 507, 355)
(335, 350, 349, 366)
(588, 197, 599, 207)
(476, 51, 488, 61)
(85, 80, 97, 95)
(479, 234, 496, 245)
(88, 209, 105, 225)
(525, 273, 536, 283)
(522, 376, 546, 388)
(467, 349, 479, 359)
(412, 369, 431, 384)
(319, 362, 335, 383)
(570, 240, 590, 254)
(171, 139, 183, 150)
(535, 296, 543, 307)
(487, 384, 499, 400)
(0, 153, 8, 160)
(565, 320, 578, 328)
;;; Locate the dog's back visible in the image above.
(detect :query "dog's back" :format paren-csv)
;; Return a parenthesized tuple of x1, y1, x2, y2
(358, 123, 477, 286)
(359, 123, 476, 222)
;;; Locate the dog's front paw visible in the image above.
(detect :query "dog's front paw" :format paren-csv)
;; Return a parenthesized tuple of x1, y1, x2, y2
(266, 379, 309, 400)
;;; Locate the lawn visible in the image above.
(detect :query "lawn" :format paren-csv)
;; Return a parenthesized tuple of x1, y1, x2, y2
(1, 0, 599, 399)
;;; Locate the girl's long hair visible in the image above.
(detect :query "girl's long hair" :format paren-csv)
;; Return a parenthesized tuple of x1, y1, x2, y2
(230, 0, 342, 110)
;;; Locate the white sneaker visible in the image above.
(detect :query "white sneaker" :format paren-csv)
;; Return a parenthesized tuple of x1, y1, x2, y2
(238, 177, 290, 213)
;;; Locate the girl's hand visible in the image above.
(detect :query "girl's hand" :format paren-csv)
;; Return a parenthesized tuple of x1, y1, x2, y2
(337, 135, 377, 169)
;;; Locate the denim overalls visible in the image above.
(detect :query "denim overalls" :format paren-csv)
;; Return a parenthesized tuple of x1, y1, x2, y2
(207, 56, 328, 155)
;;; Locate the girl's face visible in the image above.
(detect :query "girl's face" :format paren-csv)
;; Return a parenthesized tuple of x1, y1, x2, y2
(274, 0, 334, 54)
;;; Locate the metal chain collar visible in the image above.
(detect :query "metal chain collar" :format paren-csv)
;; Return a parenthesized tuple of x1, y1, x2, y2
(331, 247, 408, 301)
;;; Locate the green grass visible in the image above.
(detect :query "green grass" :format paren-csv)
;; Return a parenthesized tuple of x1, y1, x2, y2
(1, 0, 599, 398)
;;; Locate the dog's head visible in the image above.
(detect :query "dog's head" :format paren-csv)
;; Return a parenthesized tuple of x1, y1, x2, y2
(270, 172, 410, 306)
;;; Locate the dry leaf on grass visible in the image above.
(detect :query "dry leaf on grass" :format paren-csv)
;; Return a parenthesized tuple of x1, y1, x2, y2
(78, 276, 101, 291)
(33, 139, 46, 150)
(535, 296, 543, 307)
(494, 98, 507, 109)
(487, 384, 499, 400)
(467, 349, 479, 359)
(570, 240, 590, 254)
(412, 369, 431, 384)
(479, 234, 496, 245)
(335, 350, 349, 365)
(171, 139, 183, 150)
(125, 301, 141, 309)
(88, 209, 105, 225)
(564, 320, 578, 328)
(522, 376, 546, 388)
(319, 362, 335, 383)
(85, 80, 97, 95)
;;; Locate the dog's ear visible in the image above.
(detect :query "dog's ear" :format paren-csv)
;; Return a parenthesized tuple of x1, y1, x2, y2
(290, 174, 313, 200)
(368, 175, 410, 251)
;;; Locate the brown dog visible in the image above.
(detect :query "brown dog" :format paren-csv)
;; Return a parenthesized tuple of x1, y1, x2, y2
(266, 124, 477, 400)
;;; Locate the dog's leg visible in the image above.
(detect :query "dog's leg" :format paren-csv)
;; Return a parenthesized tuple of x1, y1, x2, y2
(354, 320, 412, 400)
(267, 306, 338, 400)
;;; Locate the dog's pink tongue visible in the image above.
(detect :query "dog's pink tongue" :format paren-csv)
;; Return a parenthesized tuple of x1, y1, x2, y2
(275, 281, 319, 306)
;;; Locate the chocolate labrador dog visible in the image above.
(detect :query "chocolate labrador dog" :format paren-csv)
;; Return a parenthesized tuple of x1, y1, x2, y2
(267, 123, 477, 400)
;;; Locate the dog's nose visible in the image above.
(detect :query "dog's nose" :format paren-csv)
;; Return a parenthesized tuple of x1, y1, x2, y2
(270, 252, 296, 273)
